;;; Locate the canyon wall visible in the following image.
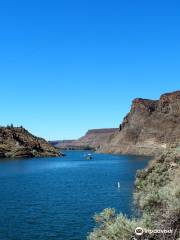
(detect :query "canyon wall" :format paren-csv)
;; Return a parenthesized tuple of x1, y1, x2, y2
(99, 91, 180, 156)
(50, 128, 118, 150)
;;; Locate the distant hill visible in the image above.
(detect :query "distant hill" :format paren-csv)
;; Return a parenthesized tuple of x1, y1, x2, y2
(50, 128, 118, 150)
(0, 126, 62, 158)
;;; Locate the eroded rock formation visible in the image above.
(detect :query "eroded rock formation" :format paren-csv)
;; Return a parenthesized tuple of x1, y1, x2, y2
(99, 91, 180, 156)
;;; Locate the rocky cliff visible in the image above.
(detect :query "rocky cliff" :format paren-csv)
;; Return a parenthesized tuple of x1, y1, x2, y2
(50, 128, 118, 150)
(99, 91, 180, 156)
(0, 126, 62, 158)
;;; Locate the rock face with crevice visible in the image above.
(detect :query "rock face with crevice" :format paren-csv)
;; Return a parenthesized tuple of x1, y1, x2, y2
(99, 91, 180, 156)
(0, 126, 62, 158)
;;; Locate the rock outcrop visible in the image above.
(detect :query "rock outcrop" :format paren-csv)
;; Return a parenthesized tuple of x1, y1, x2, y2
(99, 91, 180, 156)
(50, 128, 118, 150)
(0, 126, 62, 158)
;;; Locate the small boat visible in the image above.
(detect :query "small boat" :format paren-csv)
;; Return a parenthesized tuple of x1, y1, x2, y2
(85, 153, 93, 160)
(118, 182, 120, 188)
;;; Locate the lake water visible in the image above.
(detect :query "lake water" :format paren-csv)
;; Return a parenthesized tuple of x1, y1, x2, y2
(0, 151, 149, 240)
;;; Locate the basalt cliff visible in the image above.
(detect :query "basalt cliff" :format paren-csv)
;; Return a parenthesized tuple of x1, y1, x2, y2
(99, 91, 180, 156)
(50, 128, 118, 150)
(0, 126, 62, 158)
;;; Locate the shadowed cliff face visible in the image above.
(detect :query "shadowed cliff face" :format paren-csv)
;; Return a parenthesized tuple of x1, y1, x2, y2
(99, 91, 180, 156)
(0, 127, 62, 158)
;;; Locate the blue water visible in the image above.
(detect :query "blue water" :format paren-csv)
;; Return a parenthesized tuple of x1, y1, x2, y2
(0, 151, 149, 240)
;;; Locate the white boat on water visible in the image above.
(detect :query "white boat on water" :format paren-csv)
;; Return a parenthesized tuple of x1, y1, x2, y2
(85, 153, 93, 160)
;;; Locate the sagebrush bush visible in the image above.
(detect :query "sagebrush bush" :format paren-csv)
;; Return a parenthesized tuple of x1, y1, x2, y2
(88, 209, 141, 240)
(158, 170, 180, 212)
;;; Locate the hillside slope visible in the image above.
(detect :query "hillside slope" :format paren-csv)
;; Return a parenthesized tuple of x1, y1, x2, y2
(0, 126, 62, 158)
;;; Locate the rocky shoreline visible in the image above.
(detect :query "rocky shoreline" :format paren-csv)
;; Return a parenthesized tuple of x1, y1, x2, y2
(0, 126, 62, 158)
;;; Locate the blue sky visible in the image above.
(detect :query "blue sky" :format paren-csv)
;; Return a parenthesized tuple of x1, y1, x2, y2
(0, 0, 180, 140)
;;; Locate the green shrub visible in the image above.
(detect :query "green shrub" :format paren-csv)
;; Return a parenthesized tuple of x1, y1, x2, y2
(87, 209, 141, 240)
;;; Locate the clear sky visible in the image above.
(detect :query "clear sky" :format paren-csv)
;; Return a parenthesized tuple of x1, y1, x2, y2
(0, 0, 180, 140)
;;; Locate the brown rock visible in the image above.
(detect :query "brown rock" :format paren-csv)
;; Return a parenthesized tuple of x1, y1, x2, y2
(50, 128, 118, 150)
(99, 90, 180, 156)
(0, 126, 62, 158)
